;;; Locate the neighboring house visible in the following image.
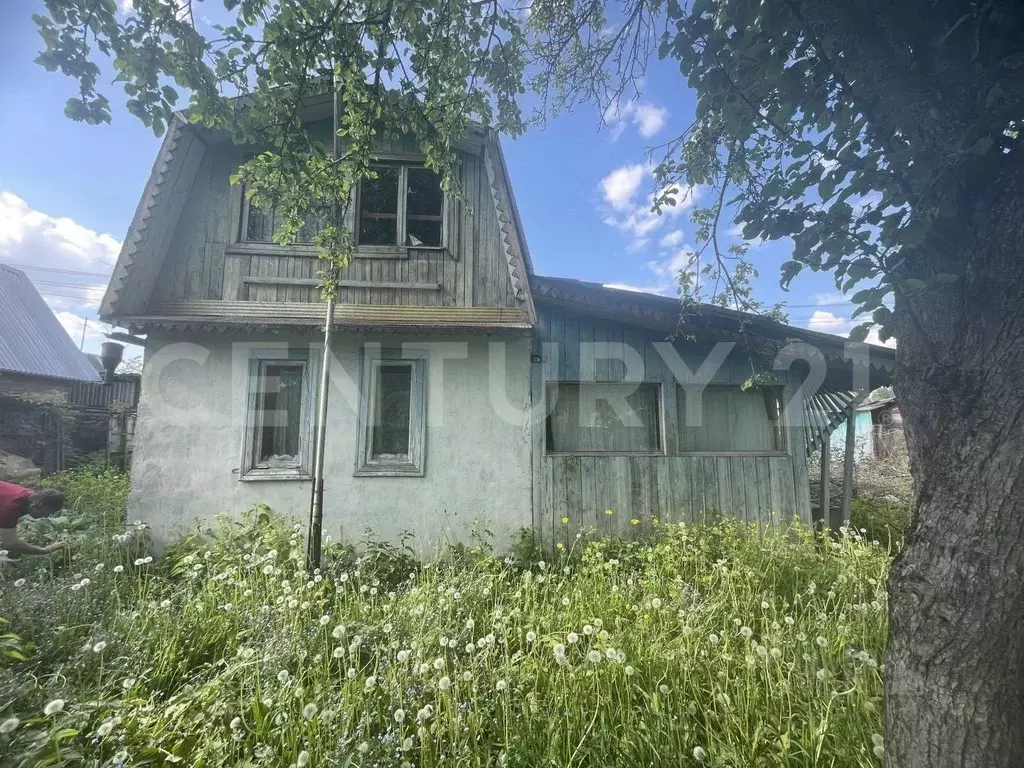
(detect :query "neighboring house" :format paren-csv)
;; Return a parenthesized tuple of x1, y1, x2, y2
(830, 395, 904, 461)
(99, 108, 896, 551)
(0, 264, 100, 475)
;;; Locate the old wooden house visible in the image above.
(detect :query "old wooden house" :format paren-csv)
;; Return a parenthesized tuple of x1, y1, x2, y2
(100, 109, 895, 551)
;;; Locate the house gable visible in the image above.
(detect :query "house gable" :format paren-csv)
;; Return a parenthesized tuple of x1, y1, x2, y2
(101, 117, 534, 333)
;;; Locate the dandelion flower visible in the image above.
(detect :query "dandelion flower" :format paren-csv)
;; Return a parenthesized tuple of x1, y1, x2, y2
(816, 636, 828, 648)
(709, 633, 720, 645)
(587, 650, 603, 664)
(526, 631, 537, 643)
(693, 746, 707, 762)
(113, 565, 124, 573)
(44, 699, 65, 716)
(462, 670, 473, 682)
(277, 670, 290, 684)
(740, 626, 753, 639)
(230, 717, 243, 730)
(332, 625, 346, 639)
(873, 745, 885, 759)
(433, 657, 446, 671)
(630, 518, 640, 526)
(438, 675, 451, 691)
(319, 615, 330, 626)
(560, 597, 570, 607)
(357, 742, 369, 754)
(659, 684, 670, 695)
(555, 542, 564, 550)
(332, 647, 345, 659)
(365, 675, 377, 689)
(553, 643, 566, 657)
(13, 578, 25, 587)
(0, 717, 20, 734)
(756, 645, 768, 658)
(604, 509, 613, 516)
(302, 703, 318, 719)
(347, 668, 357, 680)
(297, 751, 310, 767)
(770, 647, 782, 659)
(561, 516, 569, 524)
(567, 632, 579, 644)
(871, 734, 884, 748)
(651, 598, 663, 610)
(402, 736, 414, 750)
(583, 624, 594, 636)
(394, 708, 406, 723)
(92, 641, 107, 653)
(397, 649, 411, 663)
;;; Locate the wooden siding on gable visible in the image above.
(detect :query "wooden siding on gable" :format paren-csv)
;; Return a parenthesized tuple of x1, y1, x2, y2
(150, 136, 523, 312)
(534, 305, 812, 548)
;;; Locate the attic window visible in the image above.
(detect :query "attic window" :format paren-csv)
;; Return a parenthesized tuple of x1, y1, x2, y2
(357, 164, 444, 248)
(241, 197, 338, 245)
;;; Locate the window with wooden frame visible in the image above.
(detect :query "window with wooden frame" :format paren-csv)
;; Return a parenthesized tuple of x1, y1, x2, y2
(545, 382, 663, 454)
(676, 384, 787, 454)
(241, 350, 316, 480)
(355, 348, 427, 477)
(240, 196, 339, 245)
(356, 164, 444, 249)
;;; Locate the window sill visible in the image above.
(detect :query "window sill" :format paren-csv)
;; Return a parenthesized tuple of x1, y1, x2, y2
(239, 469, 312, 482)
(226, 243, 446, 260)
(354, 461, 425, 478)
(545, 451, 666, 458)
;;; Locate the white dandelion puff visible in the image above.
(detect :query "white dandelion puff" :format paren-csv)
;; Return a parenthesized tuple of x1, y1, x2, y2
(0, 717, 20, 734)
(44, 699, 65, 716)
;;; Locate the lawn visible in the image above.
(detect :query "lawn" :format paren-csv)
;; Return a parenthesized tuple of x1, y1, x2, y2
(0, 470, 889, 767)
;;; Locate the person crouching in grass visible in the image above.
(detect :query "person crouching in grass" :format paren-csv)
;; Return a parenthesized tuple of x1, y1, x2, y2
(0, 480, 68, 557)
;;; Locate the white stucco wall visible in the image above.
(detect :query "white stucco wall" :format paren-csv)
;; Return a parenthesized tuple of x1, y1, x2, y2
(128, 332, 534, 555)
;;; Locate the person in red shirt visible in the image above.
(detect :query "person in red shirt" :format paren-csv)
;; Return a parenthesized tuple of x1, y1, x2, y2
(0, 481, 68, 556)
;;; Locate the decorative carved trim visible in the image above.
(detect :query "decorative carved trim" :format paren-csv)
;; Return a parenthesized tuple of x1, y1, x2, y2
(101, 116, 187, 318)
(483, 146, 525, 302)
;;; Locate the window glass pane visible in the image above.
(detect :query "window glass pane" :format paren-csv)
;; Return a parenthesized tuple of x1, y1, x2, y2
(372, 364, 412, 457)
(406, 167, 443, 247)
(546, 383, 660, 453)
(677, 386, 781, 452)
(246, 204, 275, 242)
(255, 363, 304, 466)
(358, 167, 400, 245)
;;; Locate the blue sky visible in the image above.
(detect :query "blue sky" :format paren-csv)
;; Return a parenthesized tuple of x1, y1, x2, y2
(0, 1, 861, 355)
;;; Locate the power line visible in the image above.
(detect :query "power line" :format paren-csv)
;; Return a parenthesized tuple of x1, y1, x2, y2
(2, 262, 111, 279)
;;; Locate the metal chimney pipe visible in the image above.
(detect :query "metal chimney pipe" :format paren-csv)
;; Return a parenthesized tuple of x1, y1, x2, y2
(99, 341, 124, 385)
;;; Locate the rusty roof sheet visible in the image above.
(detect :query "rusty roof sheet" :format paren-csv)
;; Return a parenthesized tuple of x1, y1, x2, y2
(0, 264, 100, 382)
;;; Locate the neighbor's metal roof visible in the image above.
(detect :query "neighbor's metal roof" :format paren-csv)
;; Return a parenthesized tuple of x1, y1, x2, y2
(0, 264, 100, 382)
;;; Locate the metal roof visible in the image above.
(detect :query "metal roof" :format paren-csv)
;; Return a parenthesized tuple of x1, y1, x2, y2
(0, 264, 101, 382)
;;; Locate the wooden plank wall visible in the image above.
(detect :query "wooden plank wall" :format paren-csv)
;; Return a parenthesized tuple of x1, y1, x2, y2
(536, 305, 811, 549)
(151, 137, 521, 310)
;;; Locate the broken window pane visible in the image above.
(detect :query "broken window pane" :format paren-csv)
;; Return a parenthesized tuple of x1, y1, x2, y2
(255, 362, 304, 466)
(372, 364, 412, 458)
(358, 166, 400, 245)
(406, 167, 443, 246)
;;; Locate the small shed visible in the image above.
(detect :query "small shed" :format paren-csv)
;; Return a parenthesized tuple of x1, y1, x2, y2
(0, 264, 100, 475)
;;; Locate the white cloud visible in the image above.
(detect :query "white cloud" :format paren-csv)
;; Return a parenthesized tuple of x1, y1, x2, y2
(807, 310, 849, 333)
(603, 282, 666, 294)
(0, 191, 118, 351)
(659, 230, 684, 248)
(599, 164, 647, 211)
(54, 311, 108, 351)
(604, 99, 669, 140)
(598, 166, 698, 249)
(647, 247, 696, 281)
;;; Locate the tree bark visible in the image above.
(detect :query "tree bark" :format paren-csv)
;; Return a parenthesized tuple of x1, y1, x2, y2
(886, 161, 1024, 767)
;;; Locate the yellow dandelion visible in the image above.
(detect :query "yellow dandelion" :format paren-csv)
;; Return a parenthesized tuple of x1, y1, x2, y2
(561, 516, 570, 525)
(604, 509, 613, 516)
(630, 518, 640, 526)
(556, 542, 565, 550)
(652, 517, 660, 526)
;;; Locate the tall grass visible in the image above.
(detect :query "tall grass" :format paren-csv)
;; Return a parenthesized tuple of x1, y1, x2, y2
(0, 471, 889, 767)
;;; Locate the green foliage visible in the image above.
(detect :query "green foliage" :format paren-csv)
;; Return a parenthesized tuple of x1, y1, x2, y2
(0, 496, 893, 767)
(33, 0, 529, 292)
(851, 499, 911, 554)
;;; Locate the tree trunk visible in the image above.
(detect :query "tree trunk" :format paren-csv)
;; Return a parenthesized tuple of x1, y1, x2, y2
(886, 164, 1024, 767)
